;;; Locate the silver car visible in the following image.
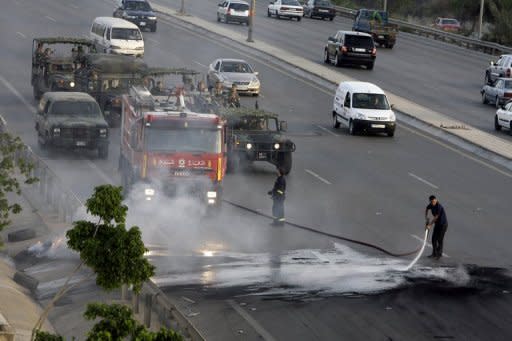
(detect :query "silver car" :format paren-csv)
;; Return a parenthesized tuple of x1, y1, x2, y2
(207, 58, 260, 96)
(481, 77, 512, 108)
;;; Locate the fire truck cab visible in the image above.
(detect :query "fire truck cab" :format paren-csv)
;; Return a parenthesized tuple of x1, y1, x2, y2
(119, 85, 226, 206)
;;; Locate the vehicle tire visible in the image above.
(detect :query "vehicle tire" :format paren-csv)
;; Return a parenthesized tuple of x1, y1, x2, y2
(334, 53, 342, 67)
(98, 145, 108, 159)
(323, 49, 329, 64)
(367, 62, 374, 70)
(481, 91, 488, 104)
(332, 112, 340, 128)
(387, 130, 395, 137)
(387, 44, 394, 49)
(277, 152, 292, 175)
(509, 123, 512, 136)
(329, 17, 334, 21)
(495, 96, 500, 109)
(267, 9, 271, 17)
(494, 115, 501, 131)
(217, 13, 221, 21)
(150, 23, 157, 32)
(348, 119, 357, 135)
(297, 16, 301, 21)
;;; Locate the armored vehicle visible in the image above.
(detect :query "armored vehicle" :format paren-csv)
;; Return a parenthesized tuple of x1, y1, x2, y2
(221, 108, 295, 174)
(31, 37, 95, 99)
(35, 92, 109, 158)
(74, 53, 148, 126)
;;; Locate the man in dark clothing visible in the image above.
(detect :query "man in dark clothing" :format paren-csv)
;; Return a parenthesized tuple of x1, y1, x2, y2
(268, 167, 286, 226)
(425, 195, 448, 259)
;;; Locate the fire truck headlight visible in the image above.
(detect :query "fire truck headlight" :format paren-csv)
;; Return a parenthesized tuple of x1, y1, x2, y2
(208, 199, 216, 205)
(246, 143, 252, 150)
(207, 191, 217, 199)
(69, 81, 75, 88)
(144, 188, 155, 196)
(274, 143, 280, 150)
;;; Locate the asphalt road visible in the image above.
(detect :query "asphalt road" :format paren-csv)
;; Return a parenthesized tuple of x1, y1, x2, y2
(1, 0, 512, 340)
(156, 0, 512, 141)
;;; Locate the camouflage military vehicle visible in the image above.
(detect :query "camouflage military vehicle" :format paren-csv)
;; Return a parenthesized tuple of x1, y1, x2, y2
(74, 53, 148, 126)
(31, 37, 95, 99)
(221, 108, 295, 174)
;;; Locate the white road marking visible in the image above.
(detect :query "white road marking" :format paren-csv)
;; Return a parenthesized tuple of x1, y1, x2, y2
(408, 172, 439, 189)
(193, 61, 207, 68)
(146, 37, 160, 44)
(315, 124, 339, 136)
(227, 299, 276, 341)
(45, 15, 57, 22)
(0, 75, 36, 113)
(410, 234, 449, 257)
(305, 169, 332, 185)
(16, 32, 26, 39)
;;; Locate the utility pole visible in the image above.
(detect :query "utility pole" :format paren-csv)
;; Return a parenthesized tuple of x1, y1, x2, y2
(383, 0, 387, 12)
(179, 0, 185, 15)
(247, 0, 255, 42)
(478, 0, 484, 40)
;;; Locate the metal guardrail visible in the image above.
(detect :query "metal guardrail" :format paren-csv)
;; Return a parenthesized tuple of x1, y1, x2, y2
(334, 6, 512, 55)
(1, 115, 203, 340)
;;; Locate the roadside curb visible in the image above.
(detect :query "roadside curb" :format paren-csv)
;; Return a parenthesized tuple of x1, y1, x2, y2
(153, 3, 512, 169)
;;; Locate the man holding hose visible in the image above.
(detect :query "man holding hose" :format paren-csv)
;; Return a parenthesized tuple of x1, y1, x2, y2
(425, 195, 448, 259)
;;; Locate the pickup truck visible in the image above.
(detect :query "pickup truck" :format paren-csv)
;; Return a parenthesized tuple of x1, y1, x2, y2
(352, 9, 398, 49)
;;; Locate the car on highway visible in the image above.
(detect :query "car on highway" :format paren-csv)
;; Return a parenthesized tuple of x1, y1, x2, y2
(302, 0, 336, 20)
(485, 54, 512, 85)
(113, 0, 157, 32)
(433, 17, 461, 32)
(268, 0, 303, 21)
(35, 92, 109, 158)
(90, 17, 144, 57)
(495, 100, 512, 135)
(324, 31, 376, 70)
(217, 0, 250, 25)
(481, 78, 512, 108)
(332, 81, 396, 137)
(207, 58, 260, 96)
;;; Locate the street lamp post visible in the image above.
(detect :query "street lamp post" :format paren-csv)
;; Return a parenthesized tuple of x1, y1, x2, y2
(478, 0, 484, 40)
(383, 0, 387, 12)
(247, 0, 255, 42)
(179, 0, 185, 15)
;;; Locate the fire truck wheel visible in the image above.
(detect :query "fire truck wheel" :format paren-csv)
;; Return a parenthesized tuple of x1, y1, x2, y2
(278, 152, 292, 174)
(98, 145, 109, 159)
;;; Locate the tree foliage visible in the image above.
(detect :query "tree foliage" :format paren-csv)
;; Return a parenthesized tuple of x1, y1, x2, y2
(66, 185, 155, 292)
(0, 131, 38, 240)
(487, 0, 512, 46)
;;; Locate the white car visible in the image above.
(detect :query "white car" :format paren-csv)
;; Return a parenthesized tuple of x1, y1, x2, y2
(217, 0, 250, 25)
(332, 81, 396, 137)
(207, 58, 260, 96)
(267, 0, 303, 21)
(495, 100, 512, 135)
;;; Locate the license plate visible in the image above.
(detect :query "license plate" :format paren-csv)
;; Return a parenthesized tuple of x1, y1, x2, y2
(371, 124, 385, 129)
(257, 152, 267, 160)
(76, 141, 86, 146)
(140, 21, 146, 26)
(378, 35, 385, 39)
(354, 48, 366, 52)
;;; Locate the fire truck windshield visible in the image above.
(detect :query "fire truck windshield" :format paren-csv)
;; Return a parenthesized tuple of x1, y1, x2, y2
(145, 127, 221, 153)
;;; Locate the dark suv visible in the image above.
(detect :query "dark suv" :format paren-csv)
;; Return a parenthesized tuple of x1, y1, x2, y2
(113, 0, 157, 32)
(303, 0, 336, 20)
(35, 92, 109, 158)
(324, 30, 376, 70)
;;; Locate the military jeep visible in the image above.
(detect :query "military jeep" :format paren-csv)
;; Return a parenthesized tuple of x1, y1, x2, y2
(222, 108, 295, 174)
(31, 37, 95, 99)
(35, 92, 109, 158)
(74, 53, 148, 126)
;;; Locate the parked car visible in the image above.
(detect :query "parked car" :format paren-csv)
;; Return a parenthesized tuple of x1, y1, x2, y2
(35, 92, 110, 158)
(433, 17, 461, 32)
(481, 78, 512, 108)
(113, 0, 157, 32)
(217, 0, 250, 25)
(332, 81, 396, 137)
(324, 30, 376, 70)
(495, 100, 512, 135)
(303, 0, 336, 20)
(268, 0, 303, 21)
(207, 58, 260, 95)
(485, 54, 512, 85)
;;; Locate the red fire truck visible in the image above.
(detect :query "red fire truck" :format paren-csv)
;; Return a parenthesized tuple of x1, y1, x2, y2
(119, 85, 226, 206)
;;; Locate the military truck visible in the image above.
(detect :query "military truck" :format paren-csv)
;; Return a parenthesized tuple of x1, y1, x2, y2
(35, 92, 109, 158)
(352, 9, 398, 48)
(31, 37, 95, 99)
(74, 53, 148, 126)
(221, 108, 295, 174)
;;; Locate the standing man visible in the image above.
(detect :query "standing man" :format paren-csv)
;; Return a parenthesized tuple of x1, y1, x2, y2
(425, 195, 448, 259)
(268, 167, 286, 226)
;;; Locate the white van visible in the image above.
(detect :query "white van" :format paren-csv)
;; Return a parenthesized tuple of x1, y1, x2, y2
(332, 81, 396, 137)
(90, 17, 144, 57)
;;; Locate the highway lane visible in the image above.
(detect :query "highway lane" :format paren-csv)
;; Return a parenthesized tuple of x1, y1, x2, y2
(156, 0, 512, 141)
(1, 0, 512, 339)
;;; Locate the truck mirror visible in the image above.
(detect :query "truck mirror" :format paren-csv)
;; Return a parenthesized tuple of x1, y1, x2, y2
(390, 104, 395, 110)
(328, 36, 335, 42)
(279, 121, 288, 132)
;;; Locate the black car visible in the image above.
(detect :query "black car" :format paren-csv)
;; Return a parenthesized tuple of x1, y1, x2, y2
(303, 0, 336, 20)
(113, 0, 157, 32)
(324, 30, 376, 70)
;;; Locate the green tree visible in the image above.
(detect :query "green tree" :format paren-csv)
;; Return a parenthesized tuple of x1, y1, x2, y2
(32, 185, 155, 340)
(488, 0, 512, 46)
(0, 130, 37, 245)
